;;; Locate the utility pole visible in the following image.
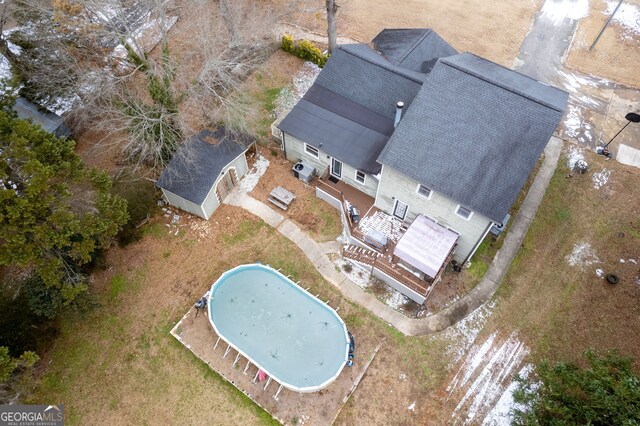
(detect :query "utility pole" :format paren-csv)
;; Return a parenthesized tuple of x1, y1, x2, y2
(589, 0, 623, 51)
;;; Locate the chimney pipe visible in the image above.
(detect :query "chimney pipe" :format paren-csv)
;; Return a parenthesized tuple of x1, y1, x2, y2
(394, 101, 404, 128)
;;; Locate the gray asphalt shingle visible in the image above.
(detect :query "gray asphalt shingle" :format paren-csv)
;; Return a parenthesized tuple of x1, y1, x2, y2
(156, 128, 251, 205)
(372, 28, 458, 73)
(378, 53, 568, 223)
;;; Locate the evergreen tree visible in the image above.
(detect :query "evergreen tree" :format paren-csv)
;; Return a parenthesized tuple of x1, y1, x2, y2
(0, 110, 128, 305)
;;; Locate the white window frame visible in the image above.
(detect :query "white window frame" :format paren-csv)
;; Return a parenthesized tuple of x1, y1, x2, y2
(455, 204, 474, 221)
(304, 143, 319, 158)
(416, 184, 432, 199)
(355, 170, 366, 185)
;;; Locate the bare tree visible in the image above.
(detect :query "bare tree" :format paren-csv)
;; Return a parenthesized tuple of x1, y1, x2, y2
(326, 0, 338, 53)
(5, 0, 312, 174)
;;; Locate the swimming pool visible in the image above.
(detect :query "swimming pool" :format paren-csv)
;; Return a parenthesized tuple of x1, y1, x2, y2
(207, 264, 350, 393)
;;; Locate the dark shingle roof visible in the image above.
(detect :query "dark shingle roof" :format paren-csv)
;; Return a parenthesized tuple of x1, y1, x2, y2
(378, 52, 568, 223)
(14, 97, 71, 138)
(314, 45, 424, 118)
(156, 128, 251, 205)
(372, 28, 458, 74)
(279, 44, 422, 173)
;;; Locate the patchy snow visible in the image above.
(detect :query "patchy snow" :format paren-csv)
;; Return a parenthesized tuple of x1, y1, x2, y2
(408, 401, 416, 411)
(566, 145, 588, 171)
(274, 62, 321, 118)
(540, 0, 590, 24)
(441, 300, 496, 365)
(595, 268, 605, 278)
(449, 333, 530, 425)
(482, 364, 534, 425)
(386, 290, 411, 311)
(112, 15, 179, 66)
(334, 258, 372, 289)
(239, 154, 269, 192)
(566, 242, 600, 269)
(592, 168, 611, 189)
(358, 210, 406, 243)
(606, 0, 640, 39)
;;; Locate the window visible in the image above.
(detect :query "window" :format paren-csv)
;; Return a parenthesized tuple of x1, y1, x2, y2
(304, 143, 319, 158)
(455, 205, 473, 220)
(355, 170, 366, 184)
(416, 184, 432, 199)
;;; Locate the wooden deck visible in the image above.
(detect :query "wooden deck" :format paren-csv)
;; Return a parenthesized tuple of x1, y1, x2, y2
(315, 168, 374, 222)
(313, 168, 449, 302)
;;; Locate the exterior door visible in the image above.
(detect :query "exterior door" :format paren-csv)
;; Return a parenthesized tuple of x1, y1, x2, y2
(331, 158, 342, 178)
(216, 169, 236, 201)
(392, 199, 408, 220)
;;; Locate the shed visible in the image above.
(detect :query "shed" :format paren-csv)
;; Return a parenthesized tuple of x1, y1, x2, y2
(156, 128, 253, 220)
(14, 97, 72, 138)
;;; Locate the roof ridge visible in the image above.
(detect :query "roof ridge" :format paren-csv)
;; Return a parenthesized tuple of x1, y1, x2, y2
(395, 29, 431, 65)
(440, 53, 565, 113)
(338, 45, 425, 84)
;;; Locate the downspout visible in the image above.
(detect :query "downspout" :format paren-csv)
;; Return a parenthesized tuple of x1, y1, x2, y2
(281, 132, 287, 159)
(463, 221, 494, 266)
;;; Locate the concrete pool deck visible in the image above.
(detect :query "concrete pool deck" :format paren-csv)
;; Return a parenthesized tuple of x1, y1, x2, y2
(171, 306, 382, 425)
(225, 136, 563, 336)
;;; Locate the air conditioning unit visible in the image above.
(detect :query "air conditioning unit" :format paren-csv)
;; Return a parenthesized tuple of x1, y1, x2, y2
(292, 161, 315, 184)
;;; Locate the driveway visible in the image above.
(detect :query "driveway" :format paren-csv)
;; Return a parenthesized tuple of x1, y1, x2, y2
(514, 0, 640, 162)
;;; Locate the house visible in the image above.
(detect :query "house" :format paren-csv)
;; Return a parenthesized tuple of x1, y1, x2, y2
(278, 29, 568, 303)
(157, 128, 254, 220)
(14, 97, 72, 138)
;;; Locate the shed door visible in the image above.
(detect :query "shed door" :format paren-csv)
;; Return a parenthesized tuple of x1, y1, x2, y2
(216, 169, 237, 202)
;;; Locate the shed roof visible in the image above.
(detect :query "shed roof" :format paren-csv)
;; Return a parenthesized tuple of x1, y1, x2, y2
(156, 128, 252, 205)
(394, 215, 459, 278)
(378, 53, 568, 222)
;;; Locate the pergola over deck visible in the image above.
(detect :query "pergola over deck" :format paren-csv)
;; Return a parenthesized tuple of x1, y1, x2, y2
(393, 215, 458, 284)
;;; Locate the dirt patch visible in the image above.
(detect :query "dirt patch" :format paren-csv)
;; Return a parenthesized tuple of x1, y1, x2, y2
(174, 306, 382, 425)
(251, 146, 342, 242)
(566, 0, 640, 87)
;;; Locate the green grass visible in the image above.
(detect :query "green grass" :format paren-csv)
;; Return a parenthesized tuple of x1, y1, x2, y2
(221, 219, 267, 246)
(109, 275, 127, 301)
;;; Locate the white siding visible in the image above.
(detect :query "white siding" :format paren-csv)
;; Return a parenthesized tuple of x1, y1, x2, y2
(202, 151, 249, 219)
(375, 166, 493, 262)
(161, 188, 206, 219)
(283, 133, 379, 198)
(163, 150, 249, 220)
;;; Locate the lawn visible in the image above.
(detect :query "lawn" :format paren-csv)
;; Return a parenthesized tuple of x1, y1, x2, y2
(489, 146, 640, 366)
(30, 205, 451, 425)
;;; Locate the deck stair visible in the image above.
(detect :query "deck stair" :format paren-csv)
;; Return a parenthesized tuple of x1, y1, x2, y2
(343, 245, 380, 266)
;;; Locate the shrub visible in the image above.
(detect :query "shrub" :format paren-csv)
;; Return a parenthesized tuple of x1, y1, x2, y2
(280, 34, 328, 68)
(112, 177, 158, 246)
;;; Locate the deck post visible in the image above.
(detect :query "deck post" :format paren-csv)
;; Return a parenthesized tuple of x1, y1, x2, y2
(243, 360, 252, 375)
(273, 384, 284, 401)
(213, 337, 221, 350)
(252, 370, 260, 383)
(263, 377, 273, 391)
(223, 344, 232, 358)
(232, 352, 241, 367)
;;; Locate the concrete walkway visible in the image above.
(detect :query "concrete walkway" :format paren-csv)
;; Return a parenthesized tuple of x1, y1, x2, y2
(225, 137, 563, 335)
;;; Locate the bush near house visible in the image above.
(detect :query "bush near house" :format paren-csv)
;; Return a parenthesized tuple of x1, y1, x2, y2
(281, 34, 328, 67)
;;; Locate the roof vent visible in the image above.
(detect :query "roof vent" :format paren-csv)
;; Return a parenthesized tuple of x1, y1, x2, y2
(394, 101, 404, 128)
